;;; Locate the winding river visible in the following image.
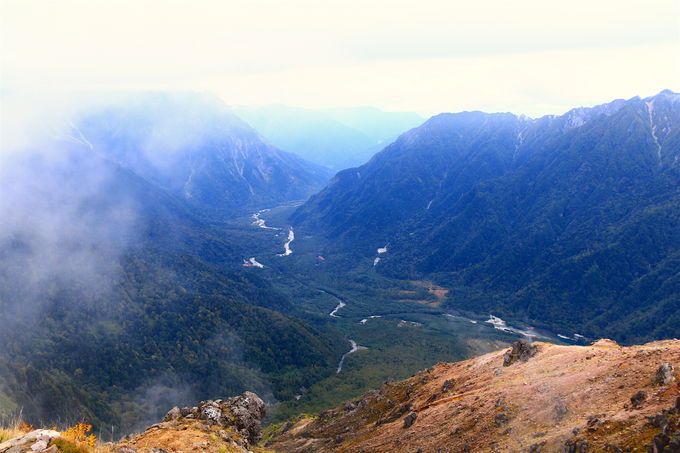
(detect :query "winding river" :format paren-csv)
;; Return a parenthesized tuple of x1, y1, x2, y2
(277, 228, 295, 256)
(251, 210, 279, 230)
(337, 340, 361, 373)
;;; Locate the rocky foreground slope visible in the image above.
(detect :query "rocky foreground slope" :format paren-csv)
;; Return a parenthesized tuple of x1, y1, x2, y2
(0, 393, 268, 453)
(267, 339, 680, 452)
(3, 340, 677, 453)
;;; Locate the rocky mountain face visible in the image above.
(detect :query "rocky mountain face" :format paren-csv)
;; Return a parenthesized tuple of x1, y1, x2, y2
(267, 339, 680, 452)
(291, 90, 680, 343)
(75, 92, 332, 217)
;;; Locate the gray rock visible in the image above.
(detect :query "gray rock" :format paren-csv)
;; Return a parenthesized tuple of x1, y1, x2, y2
(30, 441, 48, 452)
(343, 401, 357, 412)
(0, 430, 59, 453)
(654, 363, 675, 385)
(402, 412, 417, 428)
(561, 439, 589, 453)
(219, 391, 266, 444)
(34, 432, 59, 444)
(647, 412, 671, 429)
(169, 392, 266, 445)
(503, 339, 538, 366)
(553, 399, 568, 422)
(0, 434, 34, 451)
(198, 400, 223, 425)
(114, 447, 137, 453)
(163, 406, 180, 422)
(441, 379, 455, 392)
(652, 433, 670, 453)
(631, 391, 647, 408)
(495, 412, 509, 427)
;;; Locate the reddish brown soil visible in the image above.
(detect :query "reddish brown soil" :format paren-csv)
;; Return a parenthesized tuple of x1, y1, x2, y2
(268, 339, 680, 452)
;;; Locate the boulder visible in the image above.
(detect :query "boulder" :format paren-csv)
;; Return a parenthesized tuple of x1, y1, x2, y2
(653, 363, 675, 385)
(29, 441, 48, 452)
(631, 391, 647, 408)
(0, 430, 61, 453)
(197, 400, 223, 425)
(441, 379, 455, 392)
(503, 339, 538, 366)
(223, 391, 266, 444)
(162, 407, 180, 422)
(402, 412, 417, 428)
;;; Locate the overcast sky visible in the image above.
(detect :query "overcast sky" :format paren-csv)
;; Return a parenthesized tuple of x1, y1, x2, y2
(1, 0, 679, 117)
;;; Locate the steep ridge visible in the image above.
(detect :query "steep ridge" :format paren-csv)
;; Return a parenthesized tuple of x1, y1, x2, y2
(75, 92, 331, 217)
(268, 339, 680, 452)
(291, 90, 680, 343)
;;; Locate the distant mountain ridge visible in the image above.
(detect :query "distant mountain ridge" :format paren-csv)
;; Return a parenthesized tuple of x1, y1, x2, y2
(234, 104, 424, 169)
(292, 90, 680, 343)
(74, 92, 332, 217)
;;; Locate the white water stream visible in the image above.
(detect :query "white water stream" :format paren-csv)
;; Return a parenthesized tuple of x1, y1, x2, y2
(251, 210, 279, 230)
(329, 299, 346, 317)
(277, 228, 294, 256)
(337, 340, 361, 373)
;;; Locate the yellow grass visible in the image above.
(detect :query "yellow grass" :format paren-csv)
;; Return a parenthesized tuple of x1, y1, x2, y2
(0, 423, 115, 453)
(0, 427, 22, 443)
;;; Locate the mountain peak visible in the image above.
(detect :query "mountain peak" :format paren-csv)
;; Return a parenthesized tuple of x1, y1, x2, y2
(646, 89, 679, 102)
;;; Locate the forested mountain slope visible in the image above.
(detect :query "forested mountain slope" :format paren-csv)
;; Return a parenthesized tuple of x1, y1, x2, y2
(0, 105, 344, 432)
(292, 90, 680, 343)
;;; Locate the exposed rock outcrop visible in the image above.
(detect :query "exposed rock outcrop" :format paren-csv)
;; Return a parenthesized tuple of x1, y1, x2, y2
(0, 430, 61, 453)
(162, 392, 266, 444)
(503, 339, 538, 366)
(116, 392, 266, 453)
(402, 412, 417, 429)
(654, 363, 675, 386)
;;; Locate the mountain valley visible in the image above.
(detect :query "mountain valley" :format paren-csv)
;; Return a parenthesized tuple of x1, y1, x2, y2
(1, 90, 679, 453)
(292, 90, 680, 344)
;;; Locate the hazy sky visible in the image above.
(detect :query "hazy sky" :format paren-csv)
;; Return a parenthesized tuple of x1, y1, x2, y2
(1, 0, 679, 116)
